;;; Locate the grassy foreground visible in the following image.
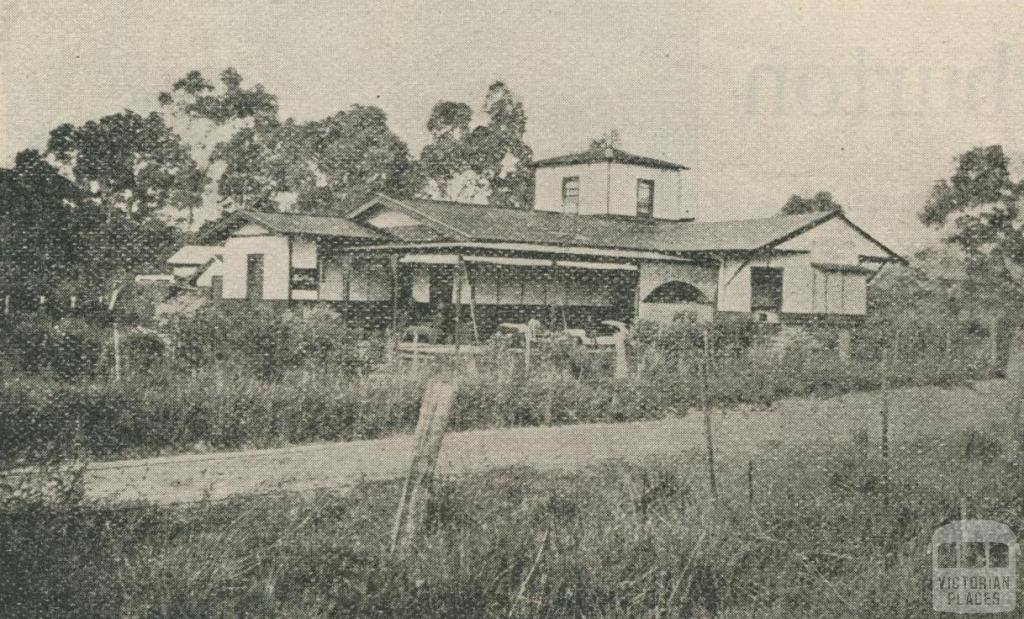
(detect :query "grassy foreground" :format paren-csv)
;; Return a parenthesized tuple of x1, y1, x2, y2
(3, 383, 1021, 617)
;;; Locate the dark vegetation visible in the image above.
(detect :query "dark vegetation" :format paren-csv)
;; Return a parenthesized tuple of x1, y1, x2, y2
(0, 291, 997, 467)
(2, 399, 1020, 616)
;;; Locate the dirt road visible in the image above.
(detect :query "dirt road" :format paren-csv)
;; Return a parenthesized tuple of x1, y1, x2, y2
(82, 380, 1008, 504)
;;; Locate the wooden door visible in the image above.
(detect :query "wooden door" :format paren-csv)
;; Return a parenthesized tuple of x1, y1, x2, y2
(246, 254, 264, 300)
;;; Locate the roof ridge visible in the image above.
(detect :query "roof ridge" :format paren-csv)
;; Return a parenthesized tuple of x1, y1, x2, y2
(677, 210, 834, 226)
(532, 148, 687, 170)
(241, 209, 354, 220)
(375, 195, 472, 240)
(246, 202, 829, 228)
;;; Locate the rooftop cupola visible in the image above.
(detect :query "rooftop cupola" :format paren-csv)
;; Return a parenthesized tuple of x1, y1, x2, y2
(530, 147, 695, 220)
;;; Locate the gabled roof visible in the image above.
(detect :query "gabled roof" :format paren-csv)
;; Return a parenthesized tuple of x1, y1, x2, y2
(654, 211, 835, 252)
(194, 195, 904, 263)
(199, 209, 386, 243)
(350, 196, 902, 258)
(167, 245, 221, 266)
(353, 196, 672, 249)
(531, 147, 688, 171)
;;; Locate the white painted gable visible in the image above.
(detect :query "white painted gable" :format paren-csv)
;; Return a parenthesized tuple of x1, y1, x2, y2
(235, 222, 270, 236)
(775, 216, 892, 264)
(365, 207, 421, 228)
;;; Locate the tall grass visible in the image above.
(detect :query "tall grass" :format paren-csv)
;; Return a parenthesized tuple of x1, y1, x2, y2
(3, 410, 1022, 616)
(0, 313, 991, 466)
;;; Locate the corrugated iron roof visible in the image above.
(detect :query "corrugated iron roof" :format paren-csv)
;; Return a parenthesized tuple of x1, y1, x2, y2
(654, 212, 835, 252)
(383, 197, 834, 253)
(241, 210, 385, 239)
(531, 147, 688, 170)
(196, 197, 900, 262)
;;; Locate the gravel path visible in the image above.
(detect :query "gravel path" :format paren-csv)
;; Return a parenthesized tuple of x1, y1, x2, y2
(82, 380, 1008, 504)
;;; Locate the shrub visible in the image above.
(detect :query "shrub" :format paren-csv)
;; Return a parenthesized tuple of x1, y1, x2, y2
(0, 314, 102, 377)
(121, 331, 166, 374)
(167, 303, 383, 378)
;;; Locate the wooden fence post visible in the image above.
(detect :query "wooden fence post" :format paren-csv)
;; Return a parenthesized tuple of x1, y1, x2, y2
(837, 328, 852, 362)
(701, 327, 717, 498)
(613, 330, 627, 380)
(390, 379, 458, 556)
(880, 347, 894, 570)
(1006, 326, 1024, 425)
(108, 283, 128, 381)
(747, 460, 754, 505)
(112, 324, 122, 381)
(542, 370, 554, 426)
(524, 328, 533, 374)
(989, 314, 1000, 374)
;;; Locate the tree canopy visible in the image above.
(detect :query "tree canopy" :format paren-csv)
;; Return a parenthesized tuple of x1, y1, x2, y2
(0, 149, 179, 302)
(1, 70, 535, 301)
(158, 68, 279, 227)
(920, 145, 1024, 286)
(780, 191, 844, 215)
(47, 111, 204, 223)
(420, 81, 533, 208)
(213, 105, 421, 215)
(588, 129, 622, 152)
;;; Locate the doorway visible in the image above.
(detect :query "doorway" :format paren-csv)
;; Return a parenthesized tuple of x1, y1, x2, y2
(246, 254, 264, 300)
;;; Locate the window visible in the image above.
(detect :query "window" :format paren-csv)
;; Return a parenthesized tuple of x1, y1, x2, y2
(561, 176, 580, 213)
(290, 268, 319, 291)
(643, 281, 708, 304)
(636, 179, 655, 218)
(750, 267, 783, 311)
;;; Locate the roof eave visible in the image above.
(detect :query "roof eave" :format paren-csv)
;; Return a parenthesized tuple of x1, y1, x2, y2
(530, 158, 688, 171)
(834, 213, 908, 265)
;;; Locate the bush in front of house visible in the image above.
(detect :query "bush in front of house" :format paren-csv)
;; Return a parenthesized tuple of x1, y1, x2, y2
(166, 303, 383, 378)
(0, 313, 103, 378)
(0, 309, 990, 466)
(0, 368, 429, 465)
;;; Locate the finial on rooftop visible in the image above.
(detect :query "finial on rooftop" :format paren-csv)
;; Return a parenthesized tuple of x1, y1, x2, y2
(604, 146, 615, 160)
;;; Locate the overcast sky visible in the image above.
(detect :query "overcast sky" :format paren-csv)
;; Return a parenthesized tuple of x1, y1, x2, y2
(3, 0, 1024, 252)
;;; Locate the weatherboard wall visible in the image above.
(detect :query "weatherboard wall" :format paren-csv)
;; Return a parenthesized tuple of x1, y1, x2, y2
(222, 234, 290, 300)
(533, 161, 693, 219)
(607, 163, 691, 219)
(717, 254, 868, 316)
(534, 162, 606, 215)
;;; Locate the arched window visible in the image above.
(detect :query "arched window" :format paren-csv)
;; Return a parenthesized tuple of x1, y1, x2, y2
(643, 281, 709, 304)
